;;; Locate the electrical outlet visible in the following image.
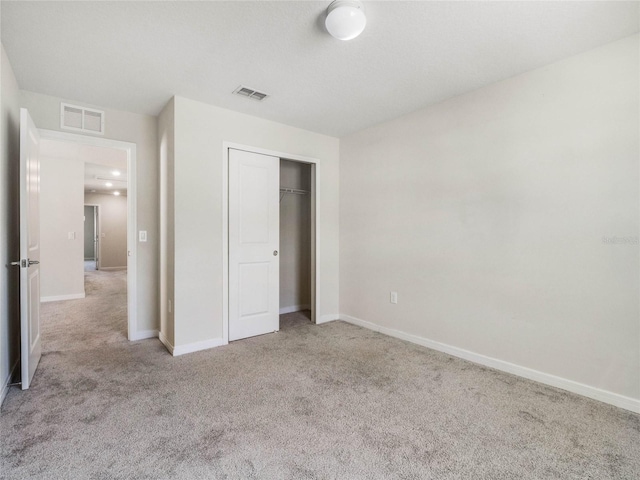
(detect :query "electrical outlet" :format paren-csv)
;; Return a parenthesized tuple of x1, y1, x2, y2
(390, 291, 398, 304)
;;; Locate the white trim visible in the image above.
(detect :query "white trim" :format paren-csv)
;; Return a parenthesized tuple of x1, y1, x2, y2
(38, 129, 138, 342)
(317, 313, 340, 324)
(158, 331, 174, 355)
(0, 359, 19, 409)
(99, 266, 127, 271)
(130, 329, 158, 341)
(41, 293, 85, 303)
(172, 338, 226, 357)
(222, 142, 321, 344)
(279, 304, 311, 315)
(340, 314, 640, 414)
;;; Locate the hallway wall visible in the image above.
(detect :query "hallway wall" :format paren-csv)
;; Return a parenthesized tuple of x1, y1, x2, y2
(40, 156, 84, 301)
(85, 193, 128, 269)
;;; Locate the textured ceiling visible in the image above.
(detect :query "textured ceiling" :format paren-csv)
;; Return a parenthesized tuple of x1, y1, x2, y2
(2, 1, 638, 137)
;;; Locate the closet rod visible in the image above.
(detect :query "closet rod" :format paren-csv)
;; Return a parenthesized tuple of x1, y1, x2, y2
(279, 188, 308, 195)
(279, 187, 309, 202)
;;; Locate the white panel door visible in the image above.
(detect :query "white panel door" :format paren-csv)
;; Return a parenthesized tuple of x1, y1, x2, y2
(18, 108, 42, 390)
(229, 149, 280, 341)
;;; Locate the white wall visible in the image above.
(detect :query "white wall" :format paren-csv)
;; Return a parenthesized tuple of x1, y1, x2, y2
(84, 193, 127, 269)
(40, 156, 84, 300)
(280, 159, 311, 312)
(339, 35, 639, 406)
(0, 44, 21, 405)
(20, 91, 159, 334)
(166, 96, 339, 349)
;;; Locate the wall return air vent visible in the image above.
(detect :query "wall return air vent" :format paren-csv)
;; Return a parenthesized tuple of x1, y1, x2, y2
(60, 103, 105, 135)
(233, 85, 269, 101)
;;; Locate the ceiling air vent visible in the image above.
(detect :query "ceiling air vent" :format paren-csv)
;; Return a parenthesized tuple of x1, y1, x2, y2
(60, 103, 105, 135)
(233, 85, 269, 101)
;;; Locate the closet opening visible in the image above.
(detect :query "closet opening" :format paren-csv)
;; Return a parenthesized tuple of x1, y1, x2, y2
(279, 159, 313, 329)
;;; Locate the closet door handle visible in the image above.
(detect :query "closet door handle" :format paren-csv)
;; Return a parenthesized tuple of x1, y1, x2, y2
(273, 250, 278, 256)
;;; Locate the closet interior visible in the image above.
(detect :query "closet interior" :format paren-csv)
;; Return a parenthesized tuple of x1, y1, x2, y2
(279, 159, 312, 323)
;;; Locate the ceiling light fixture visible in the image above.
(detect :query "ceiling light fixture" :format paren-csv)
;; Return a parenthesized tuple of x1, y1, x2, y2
(105, 182, 113, 187)
(325, 0, 366, 41)
(112, 170, 121, 176)
(114, 191, 121, 196)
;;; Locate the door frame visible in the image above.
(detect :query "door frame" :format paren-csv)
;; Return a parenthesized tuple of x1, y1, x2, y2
(38, 129, 138, 341)
(222, 142, 320, 344)
(84, 204, 100, 269)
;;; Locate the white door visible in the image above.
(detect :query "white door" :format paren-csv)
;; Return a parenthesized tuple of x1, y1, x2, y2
(18, 108, 42, 390)
(229, 149, 280, 341)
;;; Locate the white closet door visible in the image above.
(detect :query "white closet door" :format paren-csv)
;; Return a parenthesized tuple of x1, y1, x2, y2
(229, 149, 280, 341)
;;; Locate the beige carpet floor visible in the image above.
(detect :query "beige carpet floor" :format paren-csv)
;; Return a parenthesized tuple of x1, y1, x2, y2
(1, 268, 639, 479)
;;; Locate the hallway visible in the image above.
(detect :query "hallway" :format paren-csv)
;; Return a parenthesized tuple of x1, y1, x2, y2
(42, 268, 128, 352)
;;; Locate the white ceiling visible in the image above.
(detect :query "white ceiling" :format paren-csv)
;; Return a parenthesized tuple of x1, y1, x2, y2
(39, 138, 128, 195)
(2, 1, 638, 137)
(84, 162, 128, 196)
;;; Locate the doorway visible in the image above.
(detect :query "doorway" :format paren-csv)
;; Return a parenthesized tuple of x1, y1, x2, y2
(38, 129, 138, 340)
(84, 205, 99, 271)
(223, 143, 319, 344)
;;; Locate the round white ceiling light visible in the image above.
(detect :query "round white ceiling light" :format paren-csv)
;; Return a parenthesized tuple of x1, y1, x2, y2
(325, 1, 366, 41)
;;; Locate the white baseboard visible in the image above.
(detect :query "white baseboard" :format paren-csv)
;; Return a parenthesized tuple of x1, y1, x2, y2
(317, 313, 340, 324)
(130, 329, 158, 341)
(172, 337, 227, 357)
(340, 314, 640, 414)
(279, 304, 311, 314)
(159, 331, 174, 355)
(41, 293, 85, 303)
(99, 267, 127, 271)
(1, 359, 19, 410)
